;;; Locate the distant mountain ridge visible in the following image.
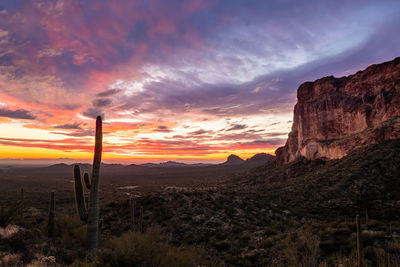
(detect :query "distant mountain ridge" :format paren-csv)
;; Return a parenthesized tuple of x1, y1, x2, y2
(39, 152, 274, 169)
(140, 161, 211, 168)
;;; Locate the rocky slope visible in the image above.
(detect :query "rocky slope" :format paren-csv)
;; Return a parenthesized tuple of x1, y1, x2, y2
(220, 154, 244, 165)
(277, 57, 400, 163)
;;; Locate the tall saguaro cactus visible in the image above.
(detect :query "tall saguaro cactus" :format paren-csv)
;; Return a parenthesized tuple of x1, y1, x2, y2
(73, 116, 102, 249)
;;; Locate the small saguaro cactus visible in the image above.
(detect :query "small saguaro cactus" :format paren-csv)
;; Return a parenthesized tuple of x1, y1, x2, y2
(356, 214, 363, 267)
(139, 206, 143, 233)
(47, 191, 55, 237)
(130, 198, 135, 231)
(20, 188, 24, 222)
(73, 116, 102, 249)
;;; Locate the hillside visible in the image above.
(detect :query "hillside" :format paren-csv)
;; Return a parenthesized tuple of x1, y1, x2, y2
(244, 138, 400, 220)
(97, 139, 400, 265)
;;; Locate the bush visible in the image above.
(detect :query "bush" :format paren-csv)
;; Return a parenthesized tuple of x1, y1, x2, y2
(282, 230, 320, 267)
(0, 198, 25, 227)
(99, 227, 208, 267)
(49, 214, 87, 249)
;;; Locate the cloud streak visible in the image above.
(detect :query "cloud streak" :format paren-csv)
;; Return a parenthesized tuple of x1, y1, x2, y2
(0, 108, 36, 120)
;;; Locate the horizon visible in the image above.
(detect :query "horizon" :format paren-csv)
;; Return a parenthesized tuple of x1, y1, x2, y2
(1, 0, 400, 162)
(0, 151, 270, 166)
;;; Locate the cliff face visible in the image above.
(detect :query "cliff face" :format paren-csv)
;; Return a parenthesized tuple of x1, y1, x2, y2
(276, 57, 400, 163)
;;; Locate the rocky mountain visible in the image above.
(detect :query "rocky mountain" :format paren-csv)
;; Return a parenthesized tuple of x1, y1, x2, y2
(246, 153, 274, 163)
(220, 154, 245, 165)
(277, 57, 400, 163)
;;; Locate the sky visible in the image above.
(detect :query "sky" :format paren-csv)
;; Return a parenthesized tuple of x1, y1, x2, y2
(0, 0, 399, 164)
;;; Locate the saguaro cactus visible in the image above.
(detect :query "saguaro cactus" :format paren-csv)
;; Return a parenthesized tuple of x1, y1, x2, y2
(73, 116, 102, 249)
(48, 191, 55, 237)
(356, 214, 362, 267)
(20, 188, 24, 222)
(139, 206, 143, 233)
(130, 198, 135, 231)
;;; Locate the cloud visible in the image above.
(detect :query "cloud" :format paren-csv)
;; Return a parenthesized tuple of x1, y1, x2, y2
(82, 107, 104, 119)
(96, 89, 123, 97)
(265, 132, 288, 137)
(0, 29, 8, 38)
(169, 129, 215, 140)
(0, 137, 91, 152)
(0, 108, 36, 119)
(51, 129, 94, 137)
(214, 129, 265, 141)
(60, 104, 81, 110)
(226, 124, 247, 131)
(153, 125, 172, 133)
(189, 129, 213, 135)
(92, 98, 112, 107)
(53, 122, 82, 129)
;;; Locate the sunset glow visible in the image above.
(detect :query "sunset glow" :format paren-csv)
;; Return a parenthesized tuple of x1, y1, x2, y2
(0, 0, 399, 164)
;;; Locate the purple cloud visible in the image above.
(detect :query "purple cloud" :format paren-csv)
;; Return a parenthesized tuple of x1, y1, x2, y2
(0, 108, 36, 120)
(92, 98, 112, 107)
(226, 124, 247, 131)
(82, 107, 104, 119)
(53, 122, 82, 130)
(154, 125, 172, 133)
(96, 89, 123, 97)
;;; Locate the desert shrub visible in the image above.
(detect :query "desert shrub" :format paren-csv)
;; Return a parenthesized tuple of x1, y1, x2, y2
(214, 240, 230, 251)
(54, 214, 87, 249)
(374, 247, 387, 267)
(388, 236, 400, 254)
(282, 230, 320, 267)
(374, 246, 400, 267)
(0, 227, 36, 264)
(333, 250, 357, 267)
(99, 227, 208, 267)
(260, 237, 274, 248)
(367, 219, 386, 230)
(0, 253, 22, 266)
(263, 225, 278, 236)
(38, 214, 87, 265)
(0, 198, 25, 227)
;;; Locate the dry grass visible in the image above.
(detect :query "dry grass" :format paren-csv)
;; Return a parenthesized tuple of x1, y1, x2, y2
(282, 229, 320, 267)
(99, 226, 215, 267)
(0, 224, 20, 239)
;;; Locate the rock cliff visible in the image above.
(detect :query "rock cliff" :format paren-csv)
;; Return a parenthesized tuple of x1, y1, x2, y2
(276, 57, 400, 163)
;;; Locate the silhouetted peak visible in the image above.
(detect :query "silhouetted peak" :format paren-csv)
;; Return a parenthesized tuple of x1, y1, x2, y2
(223, 154, 244, 165)
(247, 153, 274, 162)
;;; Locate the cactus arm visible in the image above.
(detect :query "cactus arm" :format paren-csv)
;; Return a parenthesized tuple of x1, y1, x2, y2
(87, 116, 102, 249)
(84, 173, 91, 190)
(74, 165, 88, 222)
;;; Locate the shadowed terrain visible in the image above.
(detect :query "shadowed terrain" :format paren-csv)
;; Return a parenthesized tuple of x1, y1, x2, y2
(1, 140, 399, 266)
